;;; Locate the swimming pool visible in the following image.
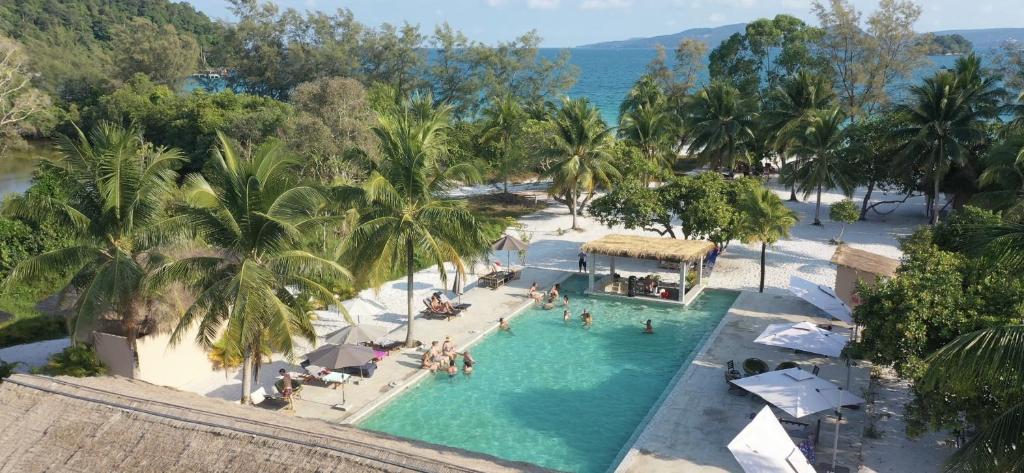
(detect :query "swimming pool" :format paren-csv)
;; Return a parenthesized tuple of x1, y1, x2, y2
(360, 275, 738, 473)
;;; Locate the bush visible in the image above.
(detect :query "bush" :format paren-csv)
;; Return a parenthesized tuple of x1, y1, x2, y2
(0, 359, 19, 382)
(35, 345, 106, 377)
(0, 316, 67, 348)
(932, 205, 1001, 252)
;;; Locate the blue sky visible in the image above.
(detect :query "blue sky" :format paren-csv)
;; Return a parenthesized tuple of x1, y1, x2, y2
(186, 0, 1024, 48)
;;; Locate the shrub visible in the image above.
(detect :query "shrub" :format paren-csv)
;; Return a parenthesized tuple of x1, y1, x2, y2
(35, 345, 106, 377)
(932, 205, 1001, 252)
(0, 316, 67, 348)
(0, 359, 19, 382)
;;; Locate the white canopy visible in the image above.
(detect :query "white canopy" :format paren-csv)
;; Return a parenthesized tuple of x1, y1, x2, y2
(755, 322, 849, 358)
(728, 406, 816, 473)
(731, 368, 866, 418)
(788, 276, 853, 323)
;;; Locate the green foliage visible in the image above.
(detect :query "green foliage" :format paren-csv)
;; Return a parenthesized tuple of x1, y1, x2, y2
(479, 95, 531, 193)
(829, 199, 859, 224)
(683, 82, 758, 170)
(35, 345, 106, 377)
(0, 315, 66, 348)
(736, 185, 798, 292)
(780, 107, 857, 224)
(588, 179, 674, 237)
(918, 33, 973, 56)
(708, 15, 825, 96)
(0, 359, 18, 381)
(933, 205, 1002, 252)
(81, 75, 292, 171)
(111, 17, 200, 88)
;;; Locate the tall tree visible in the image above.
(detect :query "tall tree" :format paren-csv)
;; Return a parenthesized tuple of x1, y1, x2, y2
(543, 97, 618, 230)
(0, 36, 49, 153)
(343, 95, 487, 347)
(812, 0, 926, 120)
(897, 71, 987, 225)
(737, 186, 798, 292)
(2, 124, 184, 366)
(360, 22, 427, 98)
(111, 17, 200, 88)
(708, 15, 824, 98)
(479, 94, 529, 195)
(683, 82, 758, 170)
(763, 70, 837, 201)
(159, 133, 349, 404)
(782, 107, 857, 225)
(674, 39, 709, 94)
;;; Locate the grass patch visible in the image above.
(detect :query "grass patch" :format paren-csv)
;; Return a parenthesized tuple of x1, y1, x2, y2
(466, 192, 548, 220)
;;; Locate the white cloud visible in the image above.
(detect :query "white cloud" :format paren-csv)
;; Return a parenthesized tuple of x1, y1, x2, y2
(527, 0, 560, 9)
(579, 0, 632, 10)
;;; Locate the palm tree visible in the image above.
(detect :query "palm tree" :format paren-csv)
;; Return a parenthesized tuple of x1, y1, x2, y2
(156, 133, 350, 404)
(479, 94, 528, 196)
(737, 186, 798, 292)
(897, 71, 987, 225)
(618, 74, 665, 121)
(343, 95, 487, 348)
(543, 97, 619, 230)
(764, 71, 836, 201)
(619, 101, 676, 184)
(683, 82, 758, 170)
(781, 107, 857, 225)
(3, 123, 184, 368)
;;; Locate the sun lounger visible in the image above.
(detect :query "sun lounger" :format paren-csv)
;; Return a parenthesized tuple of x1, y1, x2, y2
(421, 298, 465, 321)
(479, 270, 513, 289)
(341, 361, 377, 378)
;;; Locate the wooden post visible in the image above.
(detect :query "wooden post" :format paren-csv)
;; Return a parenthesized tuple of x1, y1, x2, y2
(679, 261, 687, 303)
(589, 255, 596, 293)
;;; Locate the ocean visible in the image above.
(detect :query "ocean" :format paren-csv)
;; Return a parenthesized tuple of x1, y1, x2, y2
(187, 49, 965, 125)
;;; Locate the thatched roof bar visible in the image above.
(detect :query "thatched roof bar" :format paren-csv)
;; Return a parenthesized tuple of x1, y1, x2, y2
(830, 244, 899, 278)
(581, 234, 716, 263)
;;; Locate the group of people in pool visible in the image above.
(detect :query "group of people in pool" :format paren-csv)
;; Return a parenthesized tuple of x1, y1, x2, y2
(523, 281, 656, 333)
(421, 336, 475, 377)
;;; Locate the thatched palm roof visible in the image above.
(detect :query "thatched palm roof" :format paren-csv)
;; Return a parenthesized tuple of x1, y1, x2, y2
(581, 234, 716, 263)
(830, 245, 899, 278)
(0, 374, 552, 473)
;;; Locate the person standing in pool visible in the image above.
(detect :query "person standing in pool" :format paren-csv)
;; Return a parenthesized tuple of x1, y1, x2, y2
(643, 319, 654, 334)
(447, 361, 458, 378)
(581, 309, 593, 328)
(562, 309, 571, 323)
(578, 251, 587, 272)
(462, 351, 475, 375)
(499, 317, 511, 331)
(562, 295, 569, 307)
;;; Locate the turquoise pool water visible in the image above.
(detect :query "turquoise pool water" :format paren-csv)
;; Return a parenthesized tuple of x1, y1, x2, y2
(361, 275, 738, 473)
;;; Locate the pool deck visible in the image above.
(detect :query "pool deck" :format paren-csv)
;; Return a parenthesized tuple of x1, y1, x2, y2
(284, 267, 571, 424)
(614, 291, 871, 473)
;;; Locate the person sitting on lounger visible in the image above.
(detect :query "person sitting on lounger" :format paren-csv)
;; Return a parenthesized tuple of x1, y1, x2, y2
(643, 319, 654, 334)
(429, 294, 452, 314)
(528, 282, 544, 303)
(436, 292, 456, 312)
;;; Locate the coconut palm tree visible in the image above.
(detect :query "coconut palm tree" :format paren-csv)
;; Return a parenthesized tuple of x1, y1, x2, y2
(343, 95, 487, 348)
(2, 123, 184, 367)
(479, 94, 528, 196)
(781, 107, 857, 225)
(619, 101, 676, 184)
(737, 186, 798, 292)
(897, 71, 988, 225)
(543, 97, 618, 230)
(683, 82, 758, 170)
(156, 133, 350, 404)
(618, 74, 665, 121)
(763, 71, 836, 201)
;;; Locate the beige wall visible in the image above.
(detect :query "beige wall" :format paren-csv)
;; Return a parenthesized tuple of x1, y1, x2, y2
(92, 323, 217, 389)
(834, 266, 883, 307)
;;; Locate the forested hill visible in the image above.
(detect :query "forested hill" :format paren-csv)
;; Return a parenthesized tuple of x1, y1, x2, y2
(0, 0, 224, 100)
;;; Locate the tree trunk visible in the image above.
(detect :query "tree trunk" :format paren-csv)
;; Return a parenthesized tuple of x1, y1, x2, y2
(759, 242, 767, 293)
(240, 350, 254, 404)
(931, 168, 941, 226)
(813, 184, 823, 225)
(404, 237, 416, 348)
(859, 181, 875, 221)
(570, 189, 579, 230)
(789, 188, 799, 202)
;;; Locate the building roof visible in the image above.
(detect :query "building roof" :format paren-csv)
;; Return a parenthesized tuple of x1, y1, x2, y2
(581, 234, 716, 263)
(0, 374, 551, 473)
(830, 245, 900, 278)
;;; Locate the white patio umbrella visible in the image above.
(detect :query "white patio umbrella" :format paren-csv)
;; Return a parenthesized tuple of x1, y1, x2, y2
(340, 297, 388, 324)
(788, 276, 853, 324)
(728, 406, 816, 473)
(732, 368, 866, 473)
(755, 322, 849, 358)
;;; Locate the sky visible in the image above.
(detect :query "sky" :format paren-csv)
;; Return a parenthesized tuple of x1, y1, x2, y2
(185, 0, 1024, 48)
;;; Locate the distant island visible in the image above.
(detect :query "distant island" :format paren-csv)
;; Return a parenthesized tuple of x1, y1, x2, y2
(579, 25, 1024, 51)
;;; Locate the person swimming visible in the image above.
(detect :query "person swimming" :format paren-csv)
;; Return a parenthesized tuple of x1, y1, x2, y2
(499, 318, 511, 331)
(581, 309, 593, 328)
(562, 309, 570, 323)
(643, 319, 654, 334)
(563, 295, 569, 307)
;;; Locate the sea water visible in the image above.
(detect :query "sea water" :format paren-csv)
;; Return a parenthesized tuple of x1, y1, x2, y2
(360, 274, 739, 473)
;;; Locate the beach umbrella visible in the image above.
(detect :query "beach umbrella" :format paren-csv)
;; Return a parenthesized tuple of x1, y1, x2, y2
(304, 343, 376, 370)
(322, 324, 391, 346)
(788, 276, 853, 324)
(731, 367, 865, 472)
(754, 322, 849, 358)
(728, 406, 816, 473)
(340, 297, 388, 324)
(491, 234, 527, 268)
(731, 368, 864, 418)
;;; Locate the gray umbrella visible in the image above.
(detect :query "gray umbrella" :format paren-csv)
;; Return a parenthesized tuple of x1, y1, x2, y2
(305, 343, 376, 369)
(491, 234, 528, 268)
(322, 324, 391, 346)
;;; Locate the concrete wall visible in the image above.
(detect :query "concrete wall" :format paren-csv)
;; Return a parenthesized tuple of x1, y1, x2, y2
(834, 266, 882, 307)
(92, 323, 217, 389)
